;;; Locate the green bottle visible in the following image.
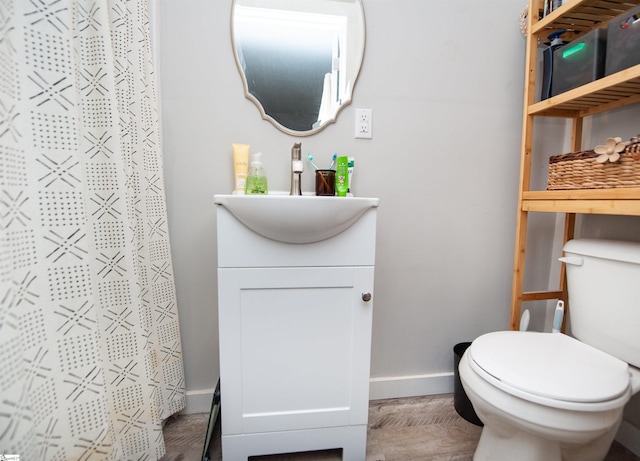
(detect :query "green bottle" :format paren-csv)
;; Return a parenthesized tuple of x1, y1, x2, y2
(335, 156, 349, 197)
(245, 152, 268, 195)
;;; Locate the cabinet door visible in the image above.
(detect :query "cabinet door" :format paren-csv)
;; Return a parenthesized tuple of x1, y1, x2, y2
(218, 266, 374, 435)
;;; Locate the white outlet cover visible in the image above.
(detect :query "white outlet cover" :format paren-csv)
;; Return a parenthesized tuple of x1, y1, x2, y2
(355, 108, 372, 139)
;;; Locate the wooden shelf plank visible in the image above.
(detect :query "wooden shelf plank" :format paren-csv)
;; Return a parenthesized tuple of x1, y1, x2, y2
(522, 199, 640, 215)
(522, 290, 564, 301)
(532, 0, 639, 36)
(524, 188, 640, 200)
(528, 64, 640, 117)
(522, 187, 640, 214)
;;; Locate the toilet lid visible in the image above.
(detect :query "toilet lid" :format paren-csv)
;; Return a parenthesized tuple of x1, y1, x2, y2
(468, 331, 630, 403)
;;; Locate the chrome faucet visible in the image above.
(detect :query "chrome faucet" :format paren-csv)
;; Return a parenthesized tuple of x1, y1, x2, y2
(290, 142, 303, 196)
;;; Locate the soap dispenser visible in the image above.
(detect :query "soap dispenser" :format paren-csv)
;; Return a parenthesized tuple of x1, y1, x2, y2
(245, 152, 268, 195)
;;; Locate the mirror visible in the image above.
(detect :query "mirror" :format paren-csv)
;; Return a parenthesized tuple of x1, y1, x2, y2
(231, 0, 366, 136)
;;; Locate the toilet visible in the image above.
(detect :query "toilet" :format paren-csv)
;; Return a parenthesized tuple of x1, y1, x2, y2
(459, 239, 640, 461)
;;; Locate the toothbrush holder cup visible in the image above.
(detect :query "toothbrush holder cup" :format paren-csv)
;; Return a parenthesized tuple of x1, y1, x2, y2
(315, 169, 336, 196)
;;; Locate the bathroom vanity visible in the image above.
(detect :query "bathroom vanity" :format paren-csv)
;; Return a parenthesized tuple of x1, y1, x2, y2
(214, 194, 379, 460)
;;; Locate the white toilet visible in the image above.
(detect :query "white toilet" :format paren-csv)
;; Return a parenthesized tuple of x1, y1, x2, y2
(459, 239, 640, 461)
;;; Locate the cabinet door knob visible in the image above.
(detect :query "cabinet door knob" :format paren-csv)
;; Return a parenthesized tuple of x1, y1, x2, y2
(362, 292, 372, 302)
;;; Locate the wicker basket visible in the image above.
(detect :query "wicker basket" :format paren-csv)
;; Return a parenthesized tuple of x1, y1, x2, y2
(547, 141, 640, 190)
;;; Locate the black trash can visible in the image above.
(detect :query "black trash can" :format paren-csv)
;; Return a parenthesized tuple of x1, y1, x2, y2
(453, 342, 483, 426)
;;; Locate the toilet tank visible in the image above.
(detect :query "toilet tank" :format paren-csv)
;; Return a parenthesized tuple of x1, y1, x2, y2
(562, 239, 640, 368)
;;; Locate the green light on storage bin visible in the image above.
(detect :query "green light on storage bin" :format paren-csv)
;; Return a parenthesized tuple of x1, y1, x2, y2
(562, 42, 586, 58)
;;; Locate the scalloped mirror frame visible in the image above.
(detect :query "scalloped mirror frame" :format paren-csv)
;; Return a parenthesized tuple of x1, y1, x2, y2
(230, 0, 366, 137)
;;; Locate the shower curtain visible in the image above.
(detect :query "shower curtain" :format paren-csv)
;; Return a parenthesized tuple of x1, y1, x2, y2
(0, 0, 185, 459)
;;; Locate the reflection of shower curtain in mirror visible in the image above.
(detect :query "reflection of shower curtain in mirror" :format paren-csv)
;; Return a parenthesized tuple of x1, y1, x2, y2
(316, 73, 333, 126)
(0, 0, 185, 459)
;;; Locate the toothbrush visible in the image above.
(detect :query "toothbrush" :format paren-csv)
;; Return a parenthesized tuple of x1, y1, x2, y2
(328, 153, 337, 170)
(306, 153, 320, 170)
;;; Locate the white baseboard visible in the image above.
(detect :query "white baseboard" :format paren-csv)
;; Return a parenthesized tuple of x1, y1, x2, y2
(181, 373, 456, 415)
(369, 372, 455, 401)
(182, 388, 216, 414)
(616, 419, 640, 457)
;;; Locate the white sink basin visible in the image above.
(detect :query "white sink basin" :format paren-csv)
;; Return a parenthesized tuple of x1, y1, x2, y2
(214, 193, 379, 244)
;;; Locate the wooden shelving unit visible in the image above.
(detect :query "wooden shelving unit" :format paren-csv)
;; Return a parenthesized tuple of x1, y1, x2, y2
(510, 0, 640, 331)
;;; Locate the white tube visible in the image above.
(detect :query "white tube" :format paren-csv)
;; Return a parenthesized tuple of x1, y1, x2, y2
(233, 143, 249, 193)
(347, 157, 354, 194)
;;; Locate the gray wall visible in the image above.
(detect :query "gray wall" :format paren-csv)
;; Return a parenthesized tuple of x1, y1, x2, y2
(154, 0, 639, 452)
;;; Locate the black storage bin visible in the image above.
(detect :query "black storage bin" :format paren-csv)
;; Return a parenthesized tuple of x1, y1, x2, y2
(453, 342, 483, 426)
(551, 27, 607, 96)
(605, 5, 640, 76)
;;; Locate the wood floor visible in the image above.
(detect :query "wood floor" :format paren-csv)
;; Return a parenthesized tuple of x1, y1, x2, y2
(161, 394, 640, 461)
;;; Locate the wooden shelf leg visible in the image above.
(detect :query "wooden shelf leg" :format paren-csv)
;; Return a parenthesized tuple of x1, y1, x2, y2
(510, 209, 529, 330)
(559, 214, 575, 332)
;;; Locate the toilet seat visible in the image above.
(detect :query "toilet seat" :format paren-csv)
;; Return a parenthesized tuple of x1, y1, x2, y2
(468, 331, 631, 411)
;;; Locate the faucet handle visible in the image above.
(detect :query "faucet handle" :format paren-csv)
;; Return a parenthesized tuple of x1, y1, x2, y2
(291, 142, 302, 160)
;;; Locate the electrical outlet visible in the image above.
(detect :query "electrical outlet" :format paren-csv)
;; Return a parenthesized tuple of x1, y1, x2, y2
(355, 108, 372, 139)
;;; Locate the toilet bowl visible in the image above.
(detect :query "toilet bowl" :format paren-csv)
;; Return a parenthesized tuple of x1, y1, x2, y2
(459, 239, 640, 461)
(459, 331, 640, 461)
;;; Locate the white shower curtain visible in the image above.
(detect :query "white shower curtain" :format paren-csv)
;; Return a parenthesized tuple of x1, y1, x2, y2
(0, 0, 185, 459)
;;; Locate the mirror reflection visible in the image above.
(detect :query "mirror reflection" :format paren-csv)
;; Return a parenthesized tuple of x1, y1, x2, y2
(231, 0, 365, 136)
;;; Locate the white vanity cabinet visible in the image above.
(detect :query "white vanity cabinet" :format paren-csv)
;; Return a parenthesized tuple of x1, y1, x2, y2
(214, 195, 378, 460)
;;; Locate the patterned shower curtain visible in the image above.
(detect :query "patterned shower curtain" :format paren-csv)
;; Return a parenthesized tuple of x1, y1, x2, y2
(0, 0, 185, 459)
